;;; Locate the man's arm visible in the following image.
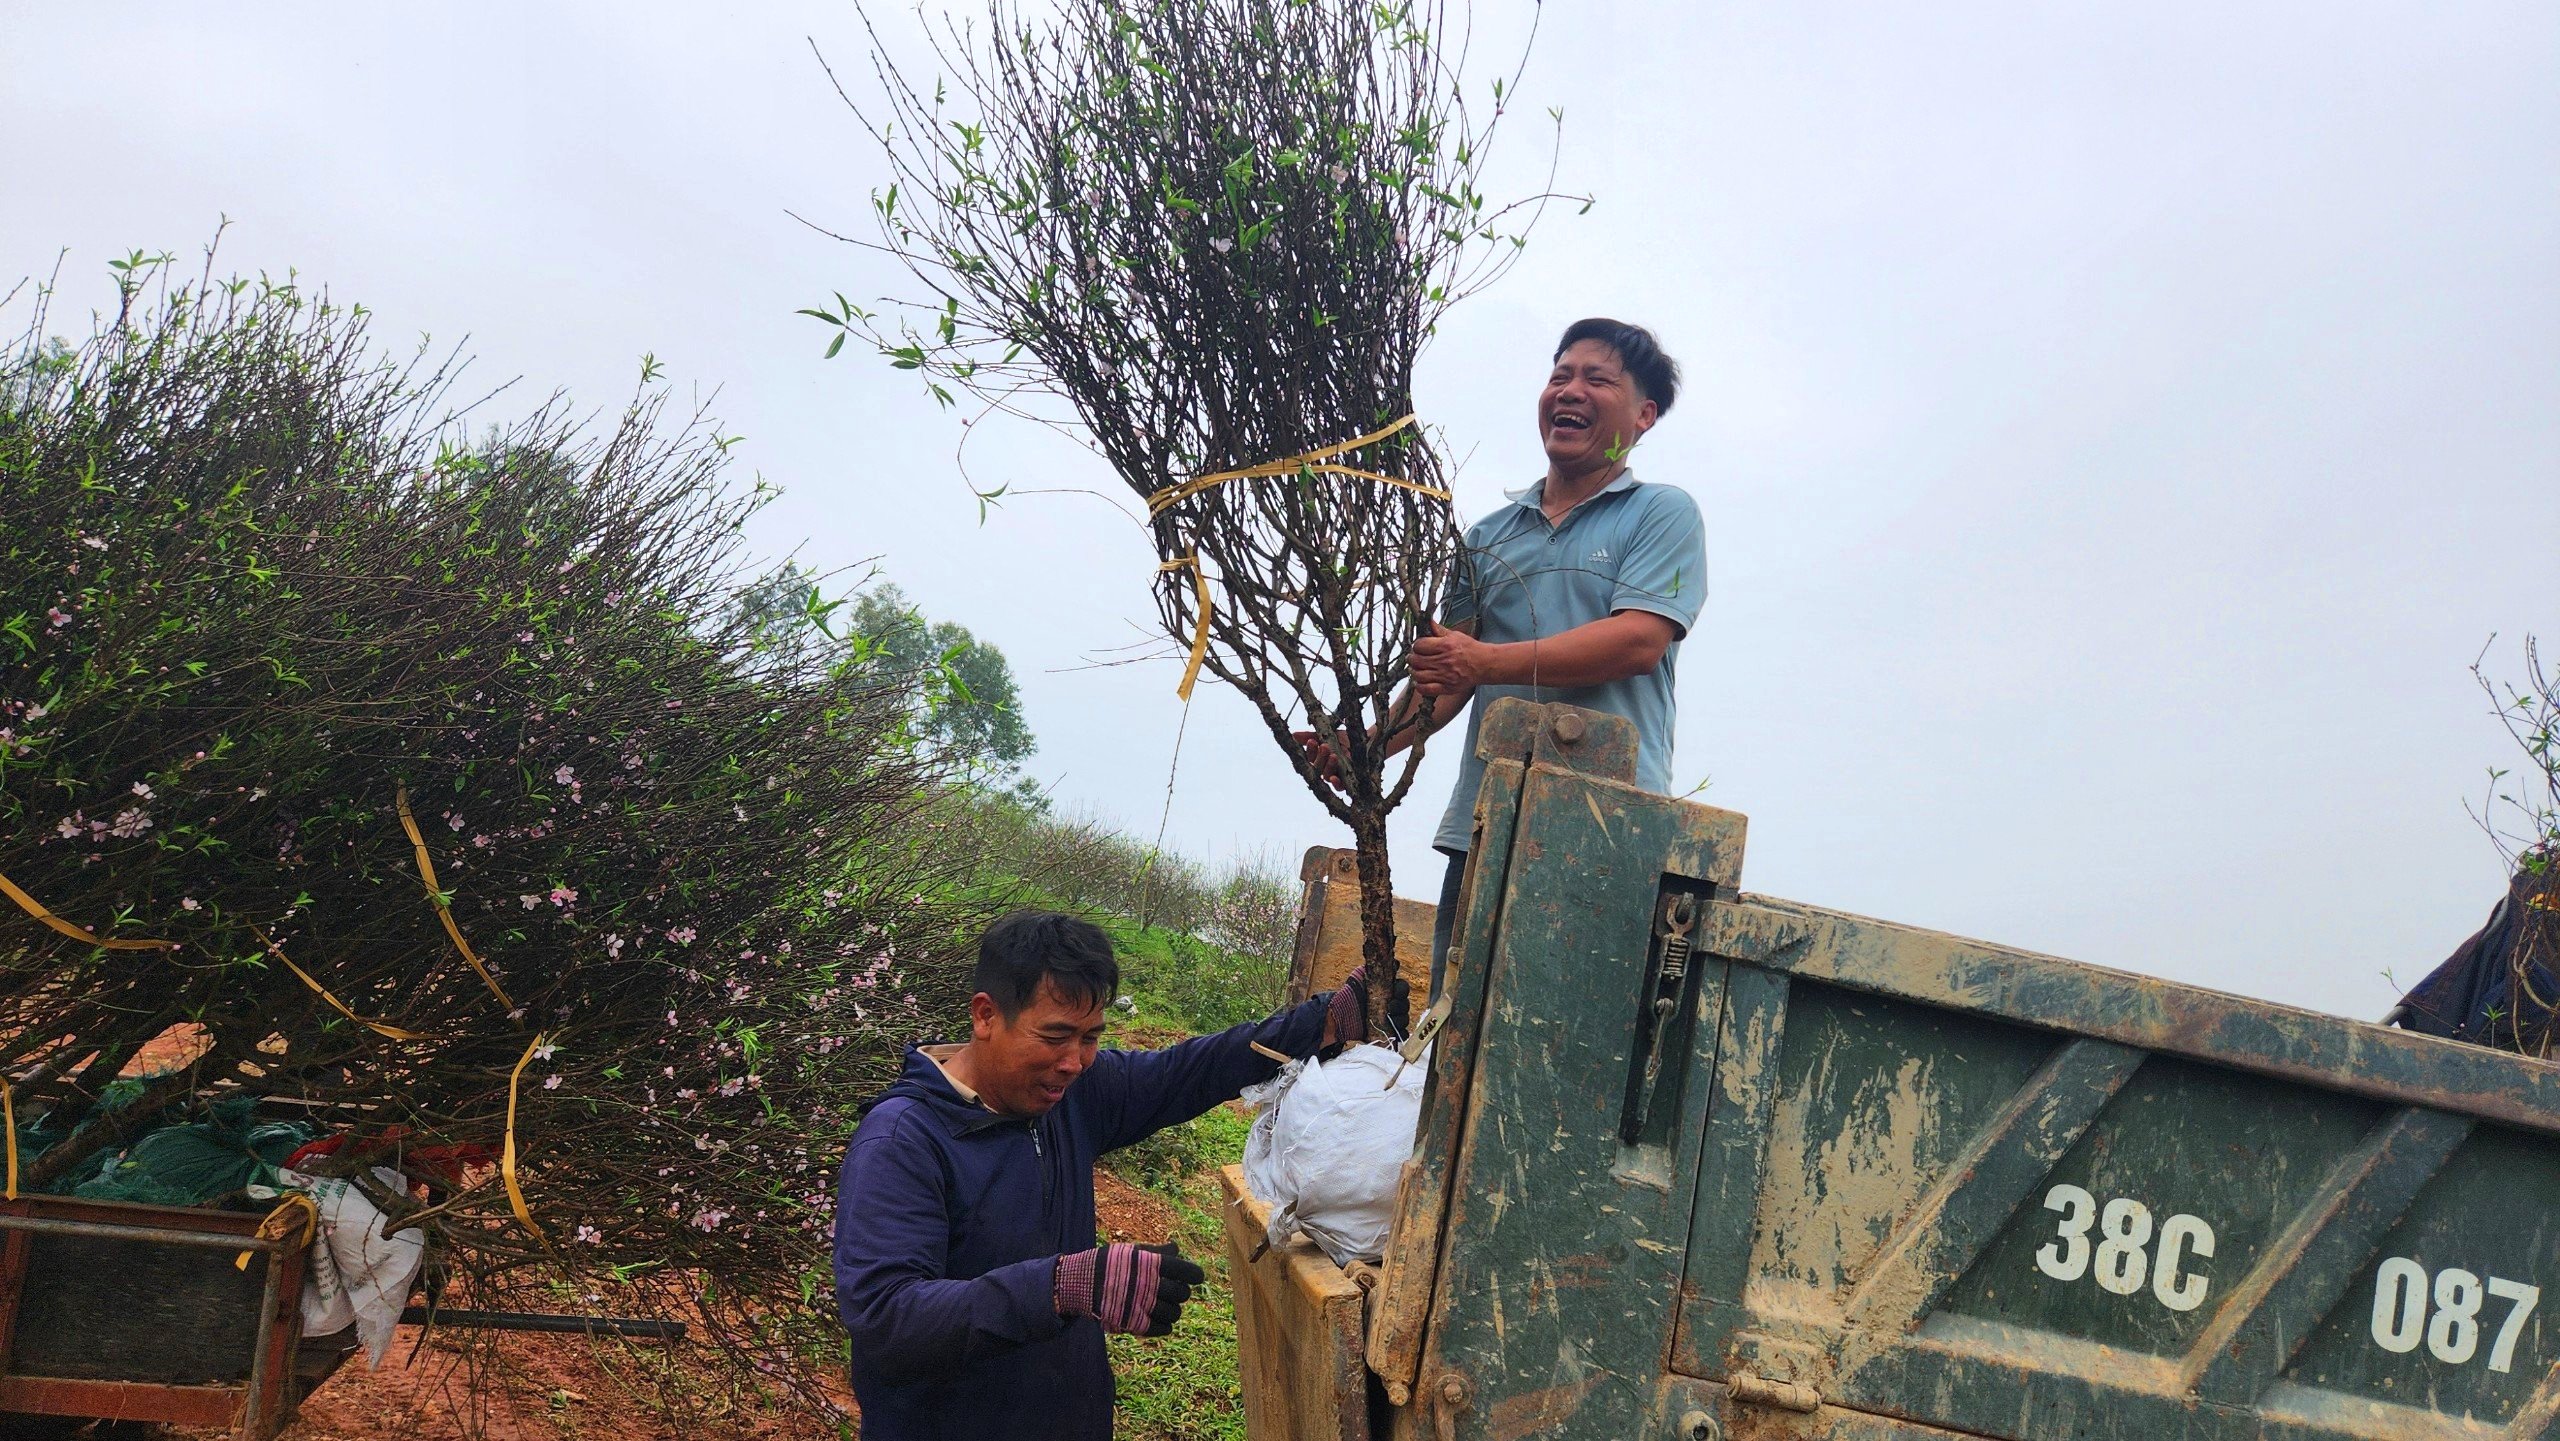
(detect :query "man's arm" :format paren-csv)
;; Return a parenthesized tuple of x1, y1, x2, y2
(1412, 609, 1676, 693)
(1082, 994, 1332, 1154)
(833, 1115, 1066, 1384)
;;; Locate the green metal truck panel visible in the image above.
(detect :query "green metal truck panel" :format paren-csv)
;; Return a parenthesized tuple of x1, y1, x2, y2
(1365, 699, 2560, 1441)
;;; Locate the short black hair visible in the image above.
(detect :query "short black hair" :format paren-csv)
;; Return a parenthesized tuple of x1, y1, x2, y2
(974, 909, 1119, 1019)
(1555, 318, 1680, 416)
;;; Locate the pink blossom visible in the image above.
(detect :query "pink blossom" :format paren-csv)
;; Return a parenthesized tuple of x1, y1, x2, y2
(109, 808, 152, 840)
(80, 535, 106, 551)
(130, 782, 153, 800)
(446, 812, 465, 831)
(54, 814, 82, 840)
(533, 1040, 558, 1061)
(543, 1075, 562, 1090)
(516, 631, 535, 643)
(519, 894, 541, 910)
(689, 1209, 727, 1232)
(46, 608, 71, 628)
(667, 926, 696, 945)
(180, 897, 200, 911)
(575, 1224, 601, 1244)
(554, 765, 575, 785)
(549, 885, 578, 907)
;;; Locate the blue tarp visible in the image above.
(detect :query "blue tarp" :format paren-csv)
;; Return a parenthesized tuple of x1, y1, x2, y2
(2395, 856, 2559, 1055)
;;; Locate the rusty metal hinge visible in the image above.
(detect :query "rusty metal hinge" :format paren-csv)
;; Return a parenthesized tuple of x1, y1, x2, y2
(1433, 1370, 1472, 1441)
(1726, 1373, 1820, 1412)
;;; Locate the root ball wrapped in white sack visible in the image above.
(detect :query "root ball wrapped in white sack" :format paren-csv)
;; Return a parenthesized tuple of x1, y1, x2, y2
(1241, 1042, 1427, 1267)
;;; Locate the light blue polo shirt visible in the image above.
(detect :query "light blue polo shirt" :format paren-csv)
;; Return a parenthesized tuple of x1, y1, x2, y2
(1434, 469, 1706, 852)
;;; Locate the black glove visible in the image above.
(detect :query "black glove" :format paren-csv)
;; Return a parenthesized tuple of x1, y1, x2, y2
(1054, 1241, 1204, 1336)
(1325, 964, 1413, 1051)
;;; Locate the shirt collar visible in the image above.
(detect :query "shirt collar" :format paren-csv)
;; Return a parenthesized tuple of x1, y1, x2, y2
(1504, 467, 1641, 512)
(920, 1042, 993, 1109)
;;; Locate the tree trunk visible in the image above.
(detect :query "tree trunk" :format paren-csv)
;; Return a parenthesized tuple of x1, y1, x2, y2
(1349, 812, 1396, 1043)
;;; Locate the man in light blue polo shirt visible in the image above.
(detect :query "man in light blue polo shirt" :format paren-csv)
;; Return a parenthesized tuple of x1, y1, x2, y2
(1302, 318, 1704, 995)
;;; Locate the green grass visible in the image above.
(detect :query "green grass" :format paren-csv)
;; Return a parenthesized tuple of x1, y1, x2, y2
(1107, 1164, 1250, 1441)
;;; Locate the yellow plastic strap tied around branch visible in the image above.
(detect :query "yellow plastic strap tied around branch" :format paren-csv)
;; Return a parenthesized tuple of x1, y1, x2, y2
(504, 1031, 548, 1245)
(1143, 414, 1443, 519)
(237, 1191, 319, 1271)
(395, 785, 514, 1010)
(1145, 416, 1449, 700)
(251, 927, 432, 1043)
(0, 867, 176, 952)
(1157, 555, 1215, 702)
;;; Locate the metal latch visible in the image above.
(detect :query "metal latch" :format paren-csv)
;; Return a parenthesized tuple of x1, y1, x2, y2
(1727, 1373, 1820, 1412)
(1620, 886, 1708, 1146)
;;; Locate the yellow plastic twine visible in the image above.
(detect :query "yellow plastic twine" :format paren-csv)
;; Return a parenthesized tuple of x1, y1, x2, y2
(504, 1031, 549, 1244)
(237, 1190, 319, 1271)
(1156, 555, 1215, 702)
(251, 926, 432, 1043)
(0, 867, 175, 951)
(395, 785, 514, 1010)
(0, 880, 172, 1208)
(1143, 414, 1440, 519)
(1144, 416, 1449, 699)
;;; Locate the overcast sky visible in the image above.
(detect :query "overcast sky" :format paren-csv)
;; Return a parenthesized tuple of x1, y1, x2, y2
(6, 3, 2554, 1017)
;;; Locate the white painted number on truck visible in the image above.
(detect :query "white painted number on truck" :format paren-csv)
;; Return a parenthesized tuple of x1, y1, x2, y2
(2032, 1184, 2217, 1313)
(2369, 1257, 2541, 1373)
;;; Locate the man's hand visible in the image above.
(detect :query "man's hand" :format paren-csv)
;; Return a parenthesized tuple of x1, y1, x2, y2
(1290, 729, 1350, 793)
(1323, 964, 1413, 1051)
(1055, 1241, 1205, 1336)
(1412, 621, 1496, 696)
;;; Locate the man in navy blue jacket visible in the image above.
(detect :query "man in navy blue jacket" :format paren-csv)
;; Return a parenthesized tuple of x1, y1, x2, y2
(832, 909, 1397, 1439)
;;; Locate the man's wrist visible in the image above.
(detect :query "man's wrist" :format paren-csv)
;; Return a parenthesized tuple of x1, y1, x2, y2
(1474, 640, 1524, 688)
(1054, 1249, 1095, 1317)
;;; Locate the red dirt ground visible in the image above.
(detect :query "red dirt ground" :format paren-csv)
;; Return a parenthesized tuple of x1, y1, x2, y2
(166, 1322, 851, 1441)
(152, 1172, 1177, 1441)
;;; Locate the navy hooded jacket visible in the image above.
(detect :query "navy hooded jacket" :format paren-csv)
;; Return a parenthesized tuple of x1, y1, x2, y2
(832, 995, 1331, 1440)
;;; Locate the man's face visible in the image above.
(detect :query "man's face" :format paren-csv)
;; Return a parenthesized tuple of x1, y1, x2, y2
(967, 979, 1107, 1118)
(1539, 338, 1658, 479)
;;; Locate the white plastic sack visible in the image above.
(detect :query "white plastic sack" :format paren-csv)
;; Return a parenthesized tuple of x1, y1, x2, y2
(279, 1167, 429, 1367)
(1241, 1041, 1427, 1267)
